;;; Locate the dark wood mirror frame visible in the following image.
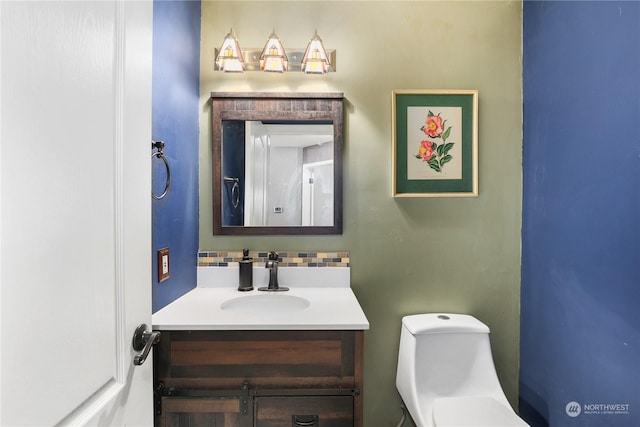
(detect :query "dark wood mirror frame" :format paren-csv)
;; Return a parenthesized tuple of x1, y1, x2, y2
(211, 92, 344, 235)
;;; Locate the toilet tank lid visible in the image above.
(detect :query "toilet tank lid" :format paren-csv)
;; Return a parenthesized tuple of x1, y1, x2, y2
(401, 313, 490, 335)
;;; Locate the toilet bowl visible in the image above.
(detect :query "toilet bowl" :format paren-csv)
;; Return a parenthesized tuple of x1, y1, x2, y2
(395, 313, 529, 427)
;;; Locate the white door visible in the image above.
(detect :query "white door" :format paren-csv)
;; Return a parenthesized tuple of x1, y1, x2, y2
(1, 1, 153, 425)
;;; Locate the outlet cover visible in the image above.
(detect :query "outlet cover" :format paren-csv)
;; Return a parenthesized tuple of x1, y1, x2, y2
(158, 247, 170, 283)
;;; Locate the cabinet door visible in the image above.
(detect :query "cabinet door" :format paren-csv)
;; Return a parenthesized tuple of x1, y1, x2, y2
(255, 396, 354, 427)
(158, 397, 253, 427)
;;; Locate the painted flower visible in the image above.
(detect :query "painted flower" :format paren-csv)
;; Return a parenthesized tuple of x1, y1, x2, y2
(415, 110, 454, 173)
(417, 140, 434, 161)
(422, 114, 444, 138)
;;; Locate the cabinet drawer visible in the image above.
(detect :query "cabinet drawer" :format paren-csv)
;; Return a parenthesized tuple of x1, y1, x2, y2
(255, 396, 354, 427)
(155, 330, 357, 389)
(158, 396, 252, 427)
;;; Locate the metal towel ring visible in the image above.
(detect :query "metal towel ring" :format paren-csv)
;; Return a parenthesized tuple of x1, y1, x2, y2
(152, 141, 171, 200)
(224, 176, 240, 208)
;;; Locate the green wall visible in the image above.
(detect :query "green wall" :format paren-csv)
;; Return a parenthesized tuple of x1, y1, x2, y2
(199, 2, 522, 425)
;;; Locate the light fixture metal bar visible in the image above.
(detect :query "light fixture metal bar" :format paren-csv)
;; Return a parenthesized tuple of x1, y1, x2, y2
(214, 48, 336, 72)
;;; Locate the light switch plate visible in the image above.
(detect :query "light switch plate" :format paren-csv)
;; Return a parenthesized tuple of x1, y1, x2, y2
(158, 247, 170, 282)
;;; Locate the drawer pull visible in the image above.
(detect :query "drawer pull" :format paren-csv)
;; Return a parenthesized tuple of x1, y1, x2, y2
(292, 414, 319, 426)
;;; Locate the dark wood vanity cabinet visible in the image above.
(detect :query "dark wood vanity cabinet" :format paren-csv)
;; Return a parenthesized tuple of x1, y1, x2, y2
(154, 330, 364, 427)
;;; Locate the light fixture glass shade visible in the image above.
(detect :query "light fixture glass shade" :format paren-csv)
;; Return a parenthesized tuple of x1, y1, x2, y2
(302, 31, 331, 74)
(215, 28, 245, 72)
(259, 31, 288, 72)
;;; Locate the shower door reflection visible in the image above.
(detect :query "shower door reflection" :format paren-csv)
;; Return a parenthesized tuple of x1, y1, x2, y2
(224, 120, 334, 227)
(302, 160, 334, 226)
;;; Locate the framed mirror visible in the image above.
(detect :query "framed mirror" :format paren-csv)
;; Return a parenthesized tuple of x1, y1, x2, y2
(211, 92, 344, 235)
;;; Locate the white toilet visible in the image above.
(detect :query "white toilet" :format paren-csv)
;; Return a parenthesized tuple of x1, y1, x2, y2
(396, 313, 529, 427)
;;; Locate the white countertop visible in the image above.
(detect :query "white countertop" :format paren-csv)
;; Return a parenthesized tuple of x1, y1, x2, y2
(152, 286, 370, 331)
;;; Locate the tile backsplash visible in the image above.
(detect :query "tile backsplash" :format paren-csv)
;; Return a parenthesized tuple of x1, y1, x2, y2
(198, 251, 350, 268)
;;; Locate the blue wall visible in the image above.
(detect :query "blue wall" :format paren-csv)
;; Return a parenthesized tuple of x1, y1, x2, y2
(521, 2, 640, 426)
(151, 0, 201, 312)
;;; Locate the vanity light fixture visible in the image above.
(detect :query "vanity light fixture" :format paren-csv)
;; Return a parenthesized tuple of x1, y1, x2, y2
(213, 30, 336, 73)
(301, 31, 332, 74)
(215, 28, 245, 73)
(260, 31, 288, 72)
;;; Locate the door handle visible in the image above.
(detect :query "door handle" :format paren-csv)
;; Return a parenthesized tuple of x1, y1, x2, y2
(132, 323, 161, 366)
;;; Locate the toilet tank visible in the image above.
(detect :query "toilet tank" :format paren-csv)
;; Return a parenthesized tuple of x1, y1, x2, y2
(396, 314, 509, 426)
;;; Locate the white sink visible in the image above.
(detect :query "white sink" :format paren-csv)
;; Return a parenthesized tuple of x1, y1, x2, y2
(152, 287, 369, 330)
(220, 293, 310, 313)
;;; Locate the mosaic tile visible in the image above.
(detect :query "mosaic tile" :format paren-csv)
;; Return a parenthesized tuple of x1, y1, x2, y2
(197, 250, 350, 268)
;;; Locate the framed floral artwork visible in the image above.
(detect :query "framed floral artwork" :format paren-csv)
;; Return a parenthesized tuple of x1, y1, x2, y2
(392, 90, 478, 197)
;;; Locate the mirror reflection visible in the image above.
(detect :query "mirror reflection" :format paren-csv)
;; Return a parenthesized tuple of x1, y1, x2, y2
(223, 121, 334, 227)
(211, 92, 343, 235)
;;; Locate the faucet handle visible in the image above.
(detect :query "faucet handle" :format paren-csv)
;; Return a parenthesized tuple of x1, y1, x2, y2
(268, 251, 279, 261)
